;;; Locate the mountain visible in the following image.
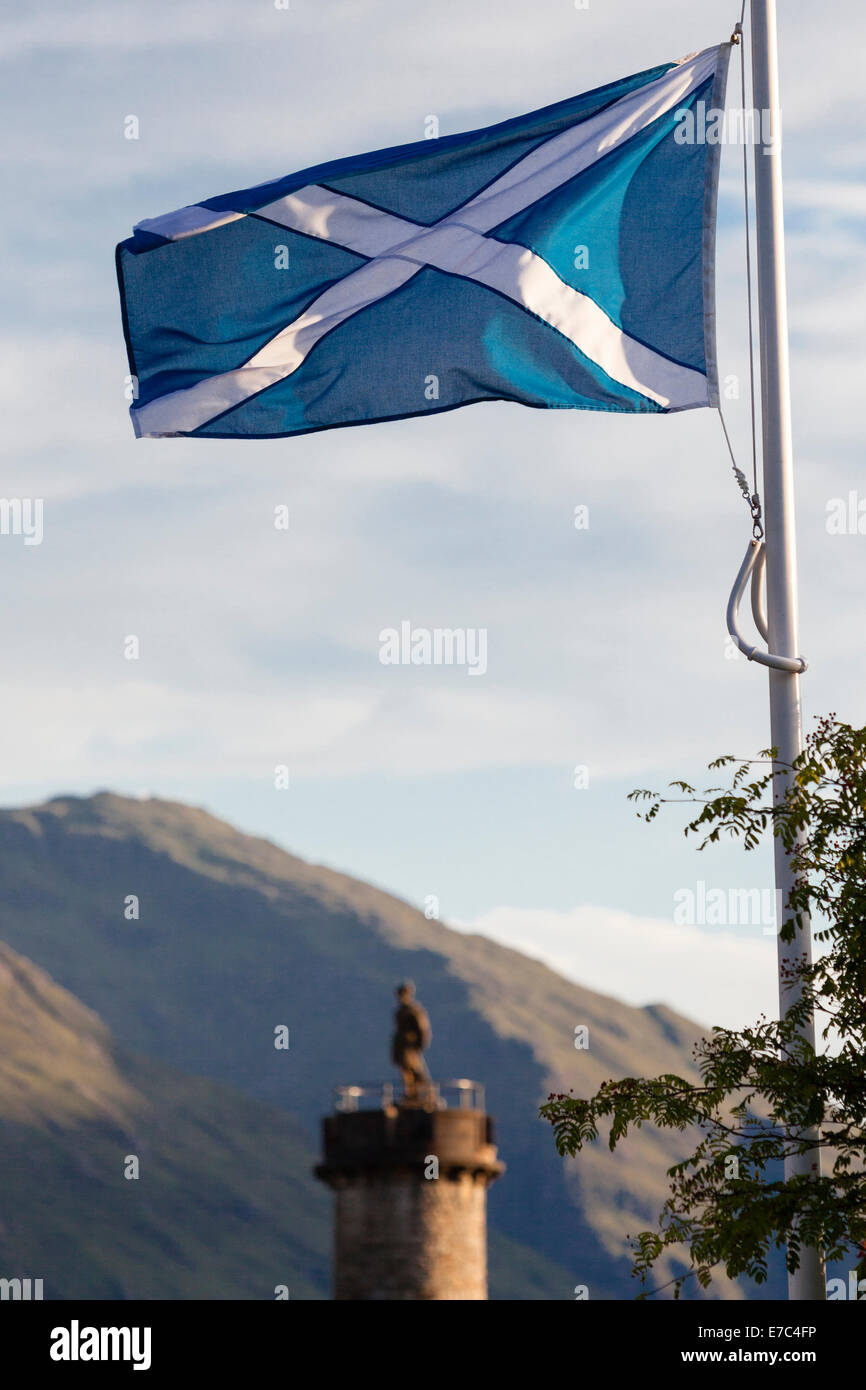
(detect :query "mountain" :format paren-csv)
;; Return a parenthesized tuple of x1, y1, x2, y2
(0, 792, 749, 1298)
(0, 940, 330, 1298)
(0, 937, 572, 1299)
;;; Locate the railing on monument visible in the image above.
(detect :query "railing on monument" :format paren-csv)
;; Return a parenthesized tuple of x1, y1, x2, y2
(334, 1078, 485, 1112)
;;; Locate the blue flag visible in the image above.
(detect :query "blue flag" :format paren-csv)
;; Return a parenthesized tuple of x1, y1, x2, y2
(117, 44, 729, 440)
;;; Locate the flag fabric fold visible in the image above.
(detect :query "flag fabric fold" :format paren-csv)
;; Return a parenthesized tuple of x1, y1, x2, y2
(116, 43, 730, 440)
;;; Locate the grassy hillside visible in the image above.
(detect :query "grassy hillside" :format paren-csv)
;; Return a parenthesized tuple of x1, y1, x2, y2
(0, 792, 750, 1297)
(0, 939, 579, 1299)
(0, 941, 330, 1298)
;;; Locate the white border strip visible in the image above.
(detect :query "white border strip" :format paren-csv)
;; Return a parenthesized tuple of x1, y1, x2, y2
(700, 43, 732, 411)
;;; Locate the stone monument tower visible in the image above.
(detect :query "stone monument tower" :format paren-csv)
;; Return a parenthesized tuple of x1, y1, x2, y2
(314, 983, 504, 1300)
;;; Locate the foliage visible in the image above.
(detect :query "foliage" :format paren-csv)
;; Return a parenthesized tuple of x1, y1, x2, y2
(541, 714, 866, 1295)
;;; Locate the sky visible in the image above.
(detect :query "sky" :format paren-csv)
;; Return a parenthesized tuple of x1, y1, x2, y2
(1, 0, 863, 1029)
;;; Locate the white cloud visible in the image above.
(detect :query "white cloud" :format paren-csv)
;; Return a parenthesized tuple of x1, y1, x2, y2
(0, 0, 864, 917)
(453, 903, 778, 1029)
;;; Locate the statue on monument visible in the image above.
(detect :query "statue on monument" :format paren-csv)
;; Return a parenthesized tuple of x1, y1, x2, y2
(391, 981, 432, 1101)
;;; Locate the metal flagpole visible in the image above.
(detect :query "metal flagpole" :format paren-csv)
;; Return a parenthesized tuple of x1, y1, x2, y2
(749, 0, 825, 1300)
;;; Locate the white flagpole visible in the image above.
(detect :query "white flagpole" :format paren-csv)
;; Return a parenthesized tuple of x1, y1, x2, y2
(749, 0, 824, 1300)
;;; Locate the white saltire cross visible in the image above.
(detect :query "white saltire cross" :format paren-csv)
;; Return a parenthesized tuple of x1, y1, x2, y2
(132, 47, 718, 436)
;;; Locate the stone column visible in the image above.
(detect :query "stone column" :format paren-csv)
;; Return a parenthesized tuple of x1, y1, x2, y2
(315, 1099, 504, 1300)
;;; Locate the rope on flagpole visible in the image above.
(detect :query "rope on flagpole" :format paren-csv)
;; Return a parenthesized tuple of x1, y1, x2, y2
(721, 1, 808, 676)
(737, 4, 761, 523)
(720, 408, 764, 539)
(719, 6, 764, 542)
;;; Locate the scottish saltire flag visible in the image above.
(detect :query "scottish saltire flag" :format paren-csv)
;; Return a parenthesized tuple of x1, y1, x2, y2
(117, 44, 729, 440)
